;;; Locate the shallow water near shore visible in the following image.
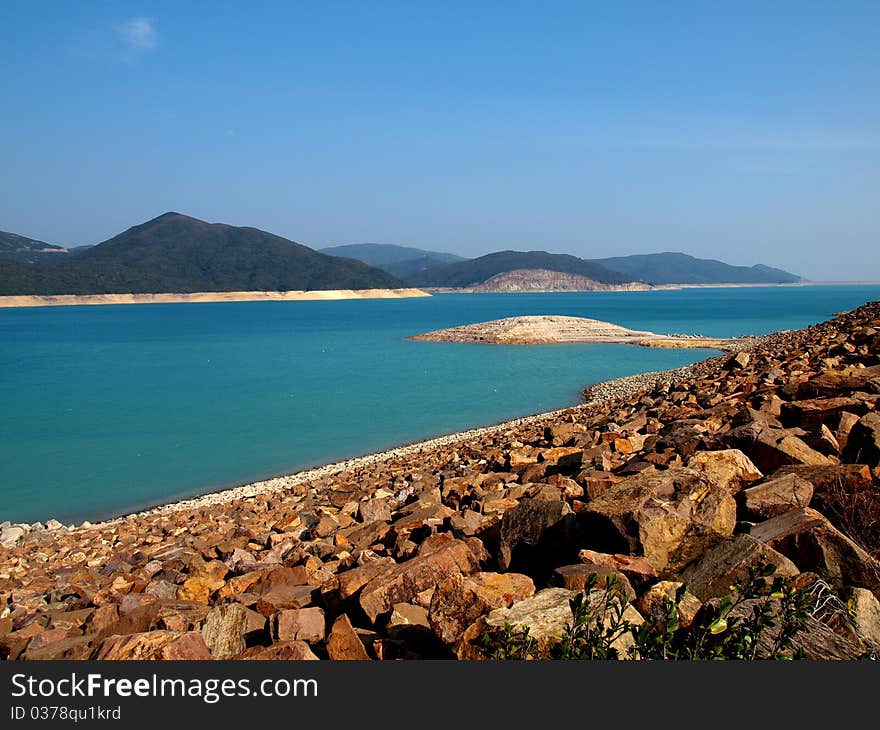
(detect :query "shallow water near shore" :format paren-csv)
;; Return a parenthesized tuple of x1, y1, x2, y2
(2, 284, 879, 524)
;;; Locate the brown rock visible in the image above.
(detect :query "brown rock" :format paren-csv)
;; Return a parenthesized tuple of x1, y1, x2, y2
(161, 631, 213, 660)
(581, 468, 736, 572)
(751, 507, 880, 592)
(429, 572, 535, 645)
(679, 534, 799, 601)
(635, 580, 702, 630)
(95, 630, 180, 660)
(275, 607, 325, 643)
(686, 449, 763, 492)
(388, 602, 430, 628)
(327, 614, 371, 660)
(358, 498, 392, 523)
(552, 564, 635, 600)
(359, 539, 478, 623)
(236, 641, 319, 660)
(740, 473, 814, 519)
(577, 550, 658, 587)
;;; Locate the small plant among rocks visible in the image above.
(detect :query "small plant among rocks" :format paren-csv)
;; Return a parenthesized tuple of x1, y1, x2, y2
(479, 565, 816, 660)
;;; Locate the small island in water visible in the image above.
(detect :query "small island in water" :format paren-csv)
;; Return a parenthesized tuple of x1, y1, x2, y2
(411, 314, 759, 350)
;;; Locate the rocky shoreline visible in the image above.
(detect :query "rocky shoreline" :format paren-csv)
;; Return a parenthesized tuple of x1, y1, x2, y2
(2, 301, 880, 661)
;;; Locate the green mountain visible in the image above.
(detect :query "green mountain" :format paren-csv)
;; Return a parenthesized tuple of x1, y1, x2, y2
(0, 230, 68, 263)
(320, 243, 465, 267)
(593, 252, 802, 285)
(0, 213, 404, 295)
(405, 250, 635, 288)
(321, 243, 466, 281)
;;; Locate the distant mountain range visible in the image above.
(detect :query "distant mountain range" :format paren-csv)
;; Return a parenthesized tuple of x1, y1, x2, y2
(0, 213, 402, 295)
(593, 252, 801, 285)
(332, 245, 802, 288)
(0, 217, 803, 296)
(320, 243, 465, 280)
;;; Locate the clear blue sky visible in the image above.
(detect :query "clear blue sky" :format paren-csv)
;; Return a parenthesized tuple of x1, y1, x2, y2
(2, 1, 878, 280)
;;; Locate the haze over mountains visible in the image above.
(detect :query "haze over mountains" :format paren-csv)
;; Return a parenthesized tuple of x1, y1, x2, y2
(0, 214, 803, 296)
(320, 243, 466, 282)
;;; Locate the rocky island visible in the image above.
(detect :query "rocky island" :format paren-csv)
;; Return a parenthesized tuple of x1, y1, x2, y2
(411, 314, 757, 350)
(2, 302, 880, 660)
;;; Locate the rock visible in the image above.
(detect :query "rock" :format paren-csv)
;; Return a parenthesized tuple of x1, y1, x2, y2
(358, 498, 392, 523)
(236, 641, 319, 660)
(177, 575, 225, 603)
(327, 614, 371, 660)
(581, 468, 736, 572)
(842, 412, 880, 467)
(577, 550, 658, 587)
(846, 587, 880, 649)
(429, 572, 535, 646)
(450, 509, 483, 536)
(254, 585, 317, 616)
(20, 635, 95, 661)
(275, 607, 325, 643)
(0, 526, 25, 548)
(751, 508, 880, 592)
(679, 534, 799, 601)
(160, 631, 213, 660)
(552, 564, 636, 601)
(740, 473, 814, 519)
(635, 581, 702, 630)
(201, 603, 250, 659)
(686, 449, 763, 492)
(459, 587, 643, 659)
(95, 630, 180, 660)
(780, 397, 863, 430)
(359, 539, 479, 623)
(333, 557, 397, 600)
(388, 603, 430, 629)
(497, 499, 579, 574)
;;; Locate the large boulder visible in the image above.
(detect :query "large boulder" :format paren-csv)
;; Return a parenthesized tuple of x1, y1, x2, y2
(686, 449, 763, 492)
(740, 473, 814, 520)
(679, 534, 799, 601)
(458, 587, 643, 660)
(429, 572, 535, 646)
(359, 538, 479, 623)
(751, 508, 880, 593)
(580, 468, 736, 572)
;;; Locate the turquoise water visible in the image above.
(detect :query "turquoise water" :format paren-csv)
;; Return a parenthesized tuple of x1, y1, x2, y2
(2, 285, 879, 524)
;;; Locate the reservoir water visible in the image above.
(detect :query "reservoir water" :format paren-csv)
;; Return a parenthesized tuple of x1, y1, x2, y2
(2, 285, 879, 523)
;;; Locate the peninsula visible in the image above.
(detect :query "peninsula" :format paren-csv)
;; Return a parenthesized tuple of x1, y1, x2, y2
(410, 314, 756, 350)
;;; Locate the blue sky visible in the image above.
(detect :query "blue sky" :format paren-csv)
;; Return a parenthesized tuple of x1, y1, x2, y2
(1, 1, 878, 280)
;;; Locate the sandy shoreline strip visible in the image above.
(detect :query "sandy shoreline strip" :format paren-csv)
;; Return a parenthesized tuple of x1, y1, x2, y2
(0, 288, 430, 308)
(45, 362, 708, 534)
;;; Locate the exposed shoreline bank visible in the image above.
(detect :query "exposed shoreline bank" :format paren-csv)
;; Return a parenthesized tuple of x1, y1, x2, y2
(0, 288, 430, 308)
